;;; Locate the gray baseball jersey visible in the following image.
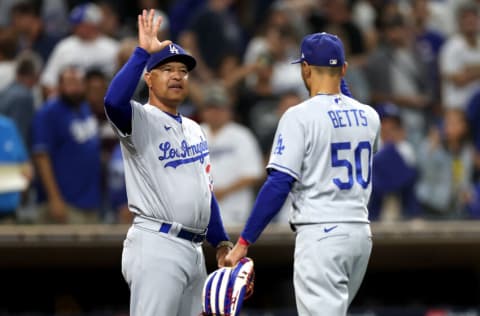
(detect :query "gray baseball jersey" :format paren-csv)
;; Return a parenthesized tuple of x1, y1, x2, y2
(267, 93, 380, 224)
(267, 93, 380, 315)
(111, 100, 213, 315)
(111, 100, 212, 230)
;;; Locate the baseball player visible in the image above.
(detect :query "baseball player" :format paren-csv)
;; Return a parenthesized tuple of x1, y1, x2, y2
(225, 32, 381, 315)
(104, 10, 232, 315)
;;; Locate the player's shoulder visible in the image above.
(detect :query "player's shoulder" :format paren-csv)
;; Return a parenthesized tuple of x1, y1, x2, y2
(343, 95, 380, 122)
(54, 35, 80, 51)
(129, 100, 143, 110)
(280, 98, 309, 118)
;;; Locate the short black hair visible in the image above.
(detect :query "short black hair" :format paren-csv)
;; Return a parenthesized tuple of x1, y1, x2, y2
(85, 68, 107, 81)
(11, 1, 41, 17)
(16, 52, 42, 76)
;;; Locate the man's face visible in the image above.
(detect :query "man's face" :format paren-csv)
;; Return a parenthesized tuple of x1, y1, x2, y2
(459, 10, 479, 36)
(59, 68, 85, 106)
(86, 76, 108, 115)
(145, 61, 189, 106)
(12, 13, 36, 34)
(380, 117, 403, 144)
(200, 105, 231, 129)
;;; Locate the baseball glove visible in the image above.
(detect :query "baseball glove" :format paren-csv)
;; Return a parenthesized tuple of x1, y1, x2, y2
(201, 257, 255, 316)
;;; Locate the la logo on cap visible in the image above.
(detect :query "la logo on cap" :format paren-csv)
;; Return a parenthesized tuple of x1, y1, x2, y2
(169, 44, 179, 54)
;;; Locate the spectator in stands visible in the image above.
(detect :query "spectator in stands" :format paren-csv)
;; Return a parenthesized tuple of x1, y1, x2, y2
(243, 1, 295, 66)
(85, 68, 117, 160)
(199, 83, 264, 225)
(168, 0, 205, 41)
(416, 108, 476, 219)
(37, 0, 70, 38)
(153, 8, 171, 41)
(0, 0, 24, 26)
(250, 90, 301, 159)
(0, 115, 33, 224)
(439, 2, 480, 110)
(351, 0, 378, 52)
(240, 24, 280, 125)
(411, 0, 445, 112)
(0, 51, 42, 150)
(0, 27, 17, 92)
(307, 0, 367, 65)
(369, 103, 420, 221)
(114, 37, 150, 104)
(244, 8, 307, 100)
(10, 1, 61, 63)
(466, 87, 480, 175)
(179, 0, 244, 81)
(467, 179, 480, 219)
(97, 1, 123, 40)
(364, 13, 432, 147)
(32, 66, 101, 224)
(106, 142, 130, 224)
(421, 0, 458, 37)
(40, 2, 119, 98)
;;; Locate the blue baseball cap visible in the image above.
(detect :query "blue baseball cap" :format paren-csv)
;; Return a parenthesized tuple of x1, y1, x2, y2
(69, 3, 102, 26)
(291, 32, 345, 67)
(146, 43, 196, 72)
(375, 103, 402, 121)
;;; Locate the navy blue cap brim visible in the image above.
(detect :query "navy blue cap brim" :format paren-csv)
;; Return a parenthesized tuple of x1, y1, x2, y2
(291, 58, 302, 64)
(147, 54, 196, 72)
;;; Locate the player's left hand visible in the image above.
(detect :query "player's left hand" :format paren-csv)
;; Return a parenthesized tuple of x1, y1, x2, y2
(224, 242, 248, 267)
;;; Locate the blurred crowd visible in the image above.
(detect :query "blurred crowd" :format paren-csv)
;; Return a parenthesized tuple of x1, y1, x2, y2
(1, 0, 480, 225)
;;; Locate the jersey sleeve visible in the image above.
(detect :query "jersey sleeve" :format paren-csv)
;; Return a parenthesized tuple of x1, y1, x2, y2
(206, 194, 230, 247)
(266, 110, 304, 180)
(109, 101, 149, 155)
(104, 46, 150, 135)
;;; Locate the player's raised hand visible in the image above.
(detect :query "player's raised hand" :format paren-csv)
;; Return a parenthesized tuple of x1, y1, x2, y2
(138, 9, 171, 54)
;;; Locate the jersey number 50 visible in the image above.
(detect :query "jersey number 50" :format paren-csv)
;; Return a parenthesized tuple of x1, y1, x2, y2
(331, 141, 372, 190)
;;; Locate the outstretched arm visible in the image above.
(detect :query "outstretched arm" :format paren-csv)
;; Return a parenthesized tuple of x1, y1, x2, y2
(104, 9, 172, 134)
(206, 194, 232, 267)
(224, 170, 295, 266)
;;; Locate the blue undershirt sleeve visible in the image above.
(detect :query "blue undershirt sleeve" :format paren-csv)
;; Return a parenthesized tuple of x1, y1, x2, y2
(340, 78, 353, 98)
(104, 47, 150, 134)
(241, 169, 295, 244)
(206, 193, 230, 247)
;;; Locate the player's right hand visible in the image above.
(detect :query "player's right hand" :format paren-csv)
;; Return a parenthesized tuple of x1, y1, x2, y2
(224, 242, 249, 267)
(138, 9, 172, 54)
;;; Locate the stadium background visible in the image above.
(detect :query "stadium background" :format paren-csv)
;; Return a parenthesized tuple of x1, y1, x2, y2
(1, 0, 480, 315)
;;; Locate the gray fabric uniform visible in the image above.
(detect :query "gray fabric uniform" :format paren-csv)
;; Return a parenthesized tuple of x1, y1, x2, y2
(109, 101, 213, 315)
(268, 94, 380, 315)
